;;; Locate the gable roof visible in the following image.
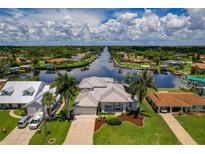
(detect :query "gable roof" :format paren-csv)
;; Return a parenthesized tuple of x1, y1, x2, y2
(148, 92, 205, 107)
(99, 87, 132, 103)
(75, 92, 98, 107)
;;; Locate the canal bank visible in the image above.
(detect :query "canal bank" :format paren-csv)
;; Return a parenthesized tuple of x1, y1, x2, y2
(39, 47, 182, 88)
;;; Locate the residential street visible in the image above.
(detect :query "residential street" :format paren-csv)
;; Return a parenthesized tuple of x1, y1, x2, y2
(160, 113, 197, 145)
(0, 126, 37, 145)
(63, 115, 96, 145)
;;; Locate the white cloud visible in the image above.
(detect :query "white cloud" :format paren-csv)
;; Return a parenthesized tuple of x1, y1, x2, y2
(187, 8, 205, 30)
(0, 9, 205, 45)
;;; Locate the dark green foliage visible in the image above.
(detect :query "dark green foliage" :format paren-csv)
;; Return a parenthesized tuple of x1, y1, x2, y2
(106, 116, 122, 125)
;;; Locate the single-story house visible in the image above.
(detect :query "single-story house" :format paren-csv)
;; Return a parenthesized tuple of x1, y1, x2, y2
(163, 60, 185, 66)
(0, 81, 60, 115)
(191, 63, 205, 70)
(9, 67, 20, 73)
(46, 58, 69, 64)
(74, 77, 136, 115)
(147, 92, 205, 113)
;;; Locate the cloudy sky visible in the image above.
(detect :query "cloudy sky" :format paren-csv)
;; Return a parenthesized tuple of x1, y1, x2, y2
(0, 8, 205, 46)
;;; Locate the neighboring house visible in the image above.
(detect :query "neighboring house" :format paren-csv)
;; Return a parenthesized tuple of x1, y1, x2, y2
(191, 63, 205, 70)
(147, 92, 205, 113)
(163, 60, 185, 66)
(9, 67, 20, 73)
(74, 77, 135, 115)
(0, 81, 60, 115)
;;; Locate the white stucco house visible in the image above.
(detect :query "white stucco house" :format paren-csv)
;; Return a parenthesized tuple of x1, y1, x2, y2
(0, 81, 60, 115)
(74, 77, 136, 115)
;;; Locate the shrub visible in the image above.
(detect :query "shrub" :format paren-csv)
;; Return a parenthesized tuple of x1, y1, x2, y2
(37, 129, 41, 134)
(97, 115, 102, 121)
(106, 116, 122, 126)
(3, 128, 7, 133)
(178, 111, 184, 116)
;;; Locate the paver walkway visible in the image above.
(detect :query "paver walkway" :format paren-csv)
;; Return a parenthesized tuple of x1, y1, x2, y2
(0, 126, 37, 145)
(160, 113, 197, 145)
(9, 110, 22, 119)
(63, 115, 96, 145)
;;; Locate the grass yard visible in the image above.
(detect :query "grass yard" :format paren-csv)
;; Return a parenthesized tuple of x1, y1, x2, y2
(29, 94, 77, 145)
(14, 109, 26, 117)
(0, 111, 18, 141)
(175, 114, 205, 145)
(29, 113, 71, 145)
(94, 103, 180, 145)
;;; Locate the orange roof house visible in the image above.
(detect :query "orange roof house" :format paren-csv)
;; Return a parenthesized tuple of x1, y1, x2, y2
(16, 57, 32, 64)
(191, 63, 205, 69)
(200, 55, 205, 60)
(46, 58, 69, 63)
(147, 92, 205, 112)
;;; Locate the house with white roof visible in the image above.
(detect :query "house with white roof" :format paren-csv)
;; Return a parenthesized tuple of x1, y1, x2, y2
(0, 81, 60, 115)
(74, 77, 136, 115)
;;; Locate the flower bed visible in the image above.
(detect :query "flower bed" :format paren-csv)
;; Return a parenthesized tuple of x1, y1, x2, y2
(94, 112, 144, 132)
(120, 112, 144, 127)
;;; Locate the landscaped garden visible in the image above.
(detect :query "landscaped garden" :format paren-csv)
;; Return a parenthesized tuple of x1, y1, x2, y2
(0, 111, 18, 141)
(94, 102, 180, 145)
(175, 114, 205, 145)
(14, 109, 26, 117)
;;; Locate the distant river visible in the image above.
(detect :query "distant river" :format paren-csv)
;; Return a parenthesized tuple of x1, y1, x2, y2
(39, 47, 182, 88)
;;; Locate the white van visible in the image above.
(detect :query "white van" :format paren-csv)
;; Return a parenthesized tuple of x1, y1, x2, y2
(29, 111, 44, 130)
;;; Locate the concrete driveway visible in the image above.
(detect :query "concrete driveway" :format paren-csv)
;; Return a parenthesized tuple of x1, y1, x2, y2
(63, 115, 96, 145)
(0, 126, 37, 145)
(160, 113, 197, 145)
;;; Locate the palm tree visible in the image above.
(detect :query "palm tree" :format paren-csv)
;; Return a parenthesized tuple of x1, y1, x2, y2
(127, 71, 157, 115)
(42, 92, 55, 120)
(42, 92, 52, 137)
(51, 73, 77, 120)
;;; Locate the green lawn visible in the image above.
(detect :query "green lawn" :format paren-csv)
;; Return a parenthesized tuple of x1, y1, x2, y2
(14, 109, 26, 117)
(94, 103, 180, 145)
(0, 111, 18, 141)
(175, 114, 205, 145)
(29, 114, 71, 145)
(35, 56, 96, 69)
(29, 95, 77, 145)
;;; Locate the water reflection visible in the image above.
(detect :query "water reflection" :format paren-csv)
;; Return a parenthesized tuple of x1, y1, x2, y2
(39, 47, 181, 88)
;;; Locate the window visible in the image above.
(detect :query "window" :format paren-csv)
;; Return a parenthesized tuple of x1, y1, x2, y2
(23, 87, 35, 96)
(105, 104, 113, 111)
(1, 87, 14, 96)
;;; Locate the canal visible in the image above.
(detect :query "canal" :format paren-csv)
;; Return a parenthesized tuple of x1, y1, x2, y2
(39, 47, 182, 88)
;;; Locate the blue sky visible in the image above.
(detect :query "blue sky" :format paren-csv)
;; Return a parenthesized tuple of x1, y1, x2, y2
(0, 8, 205, 46)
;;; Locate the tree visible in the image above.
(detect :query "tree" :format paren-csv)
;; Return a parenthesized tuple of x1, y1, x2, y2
(126, 71, 157, 115)
(42, 91, 54, 137)
(51, 73, 78, 120)
(42, 92, 55, 120)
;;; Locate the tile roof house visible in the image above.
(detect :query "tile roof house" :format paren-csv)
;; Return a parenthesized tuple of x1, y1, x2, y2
(74, 77, 135, 115)
(0, 81, 60, 115)
(147, 92, 205, 113)
(192, 63, 205, 69)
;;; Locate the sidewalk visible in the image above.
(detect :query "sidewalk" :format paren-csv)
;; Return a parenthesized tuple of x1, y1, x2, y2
(160, 113, 197, 145)
(9, 110, 22, 119)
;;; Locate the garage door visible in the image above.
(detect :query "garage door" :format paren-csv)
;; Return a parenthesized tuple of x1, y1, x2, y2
(74, 107, 97, 115)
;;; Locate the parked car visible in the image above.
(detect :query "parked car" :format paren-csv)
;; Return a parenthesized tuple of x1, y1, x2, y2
(160, 107, 168, 113)
(29, 111, 44, 130)
(17, 115, 31, 128)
